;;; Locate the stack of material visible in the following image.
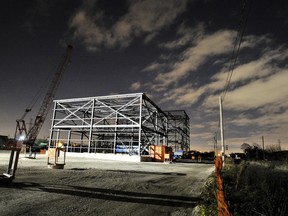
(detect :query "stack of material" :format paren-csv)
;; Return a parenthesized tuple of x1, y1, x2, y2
(150, 145, 172, 162)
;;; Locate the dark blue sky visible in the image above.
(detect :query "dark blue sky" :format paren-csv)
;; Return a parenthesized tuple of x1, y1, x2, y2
(1, 0, 288, 152)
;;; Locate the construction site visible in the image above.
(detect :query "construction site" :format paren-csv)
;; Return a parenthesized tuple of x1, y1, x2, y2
(1, 45, 192, 173)
(0, 45, 215, 215)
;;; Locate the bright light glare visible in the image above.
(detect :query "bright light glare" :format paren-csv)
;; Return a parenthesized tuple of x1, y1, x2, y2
(19, 135, 25, 141)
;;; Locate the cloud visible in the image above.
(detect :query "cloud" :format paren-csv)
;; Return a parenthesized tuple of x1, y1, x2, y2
(154, 34, 288, 109)
(190, 131, 213, 140)
(148, 30, 237, 91)
(69, 0, 188, 49)
(70, 10, 108, 49)
(203, 46, 288, 111)
(161, 84, 206, 106)
(229, 108, 288, 128)
(211, 45, 288, 91)
(146, 31, 287, 105)
(160, 23, 205, 49)
(130, 81, 141, 91)
(224, 69, 288, 110)
(142, 62, 169, 72)
(135, 25, 288, 117)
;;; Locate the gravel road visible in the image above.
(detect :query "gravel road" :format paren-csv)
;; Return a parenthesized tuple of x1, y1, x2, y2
(0, 151, 214, 216)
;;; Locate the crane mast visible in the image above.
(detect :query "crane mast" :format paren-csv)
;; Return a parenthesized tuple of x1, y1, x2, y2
(16, 45, 73, 146)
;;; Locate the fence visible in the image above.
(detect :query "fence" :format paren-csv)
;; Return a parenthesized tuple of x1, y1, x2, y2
(215, 156, 232, 216)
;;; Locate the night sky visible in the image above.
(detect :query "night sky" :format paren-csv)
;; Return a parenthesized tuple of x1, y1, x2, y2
(1, 0, 288, 152)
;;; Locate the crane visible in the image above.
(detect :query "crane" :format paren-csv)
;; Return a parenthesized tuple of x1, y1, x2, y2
(1, 45, 73, 182)
(16, 45, 73, 147)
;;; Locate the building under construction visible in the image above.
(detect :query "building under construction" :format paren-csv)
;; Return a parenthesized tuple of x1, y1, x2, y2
(164, 110, 190, 152)
(48, 93, 190, 159)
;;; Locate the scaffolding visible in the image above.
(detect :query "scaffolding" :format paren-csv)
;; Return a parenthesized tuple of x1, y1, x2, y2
(164, 110, 190, 152)
(48, 93, 168, 156)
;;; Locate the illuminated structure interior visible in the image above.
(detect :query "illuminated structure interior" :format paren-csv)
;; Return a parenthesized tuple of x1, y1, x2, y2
(48, 93, 190, 156)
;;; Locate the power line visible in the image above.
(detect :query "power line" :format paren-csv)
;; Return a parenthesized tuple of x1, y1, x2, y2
(222, 0, 251, 102)
(215, 1, 252, 155)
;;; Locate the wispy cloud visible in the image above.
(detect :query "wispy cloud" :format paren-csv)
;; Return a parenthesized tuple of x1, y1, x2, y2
(147, 30, 237, 91)
(130, 81, 141, 91)
(203, 46, 288, 110)
(69, 0, 187, 50)
(223, 69, 288, 110)
(142, 62, 170, 73)
(144, 30, 288, 110)
(229, 108, 288, 128)
(160, 24, 205, 49)
(161, 84, 206, 106)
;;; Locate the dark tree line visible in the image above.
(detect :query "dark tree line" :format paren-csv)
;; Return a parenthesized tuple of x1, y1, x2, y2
(240, 142, 288, 161)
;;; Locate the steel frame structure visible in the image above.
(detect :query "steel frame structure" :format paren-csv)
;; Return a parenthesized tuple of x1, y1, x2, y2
(48, 93, 168, 156)
(164, 110, 190, 152)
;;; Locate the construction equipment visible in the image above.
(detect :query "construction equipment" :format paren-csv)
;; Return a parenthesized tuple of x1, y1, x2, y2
(17, 45, 73, 154)
(0, 140, 21, 183)
(1, 45, 73, 181)
(47, 143, 66, 169)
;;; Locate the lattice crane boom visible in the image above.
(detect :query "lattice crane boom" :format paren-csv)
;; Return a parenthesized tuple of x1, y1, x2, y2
(20, 45, 73, 146)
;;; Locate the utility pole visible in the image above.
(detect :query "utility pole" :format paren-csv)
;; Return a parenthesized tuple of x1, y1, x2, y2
(219, 96, 225, 162)
(278, 139, 281, 151)
(262, 136, 265, 160)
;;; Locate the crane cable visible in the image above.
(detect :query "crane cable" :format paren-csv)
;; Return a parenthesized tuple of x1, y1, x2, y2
(20, 64, 56, 120)
(26, 84, 47, 111)
(222, 0, 251, 102)
(19, 84, 46, 120)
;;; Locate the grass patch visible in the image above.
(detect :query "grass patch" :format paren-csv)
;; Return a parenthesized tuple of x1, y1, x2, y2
(198, 173, 218, 216)
(222, 159, 288, 216)
(198, 160, 288, 215)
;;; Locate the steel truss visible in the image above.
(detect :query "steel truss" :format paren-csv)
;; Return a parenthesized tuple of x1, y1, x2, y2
(48, 93, 168, 155)
(164, 110, 190, 152)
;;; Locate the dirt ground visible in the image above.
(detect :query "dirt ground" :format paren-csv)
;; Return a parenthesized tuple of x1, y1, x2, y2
(0, 151, 214, 216)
